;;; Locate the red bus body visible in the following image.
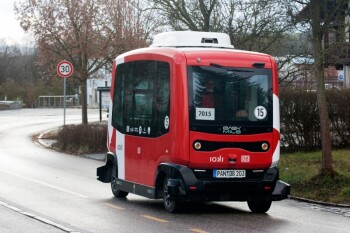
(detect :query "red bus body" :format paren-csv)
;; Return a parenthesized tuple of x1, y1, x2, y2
(97, 32, 289, 213)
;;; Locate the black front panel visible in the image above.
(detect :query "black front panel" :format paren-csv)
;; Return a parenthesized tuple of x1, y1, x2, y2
(188, 65, 273, 135)
(193, 140, 269, 152)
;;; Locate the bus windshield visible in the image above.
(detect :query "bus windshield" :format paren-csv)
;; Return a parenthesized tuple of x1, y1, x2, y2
(188, 65, 273, 135)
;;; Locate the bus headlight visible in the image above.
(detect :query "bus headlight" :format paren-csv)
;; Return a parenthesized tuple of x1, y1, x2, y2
(194, 141, 202, 150)
(261, 142, 269, 151)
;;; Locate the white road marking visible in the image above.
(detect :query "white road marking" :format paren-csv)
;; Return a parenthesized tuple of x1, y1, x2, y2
(0, 169, 88, 199)
(0, 201, 80, 233)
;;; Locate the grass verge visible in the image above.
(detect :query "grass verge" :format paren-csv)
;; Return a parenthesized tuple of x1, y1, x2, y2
(279, 150, 350, 204)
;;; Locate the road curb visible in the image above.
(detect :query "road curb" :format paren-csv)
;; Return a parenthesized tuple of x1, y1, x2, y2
(290, 196, 350, 208)
(37, 129, 57, 149)
(0, 200, 80, 233)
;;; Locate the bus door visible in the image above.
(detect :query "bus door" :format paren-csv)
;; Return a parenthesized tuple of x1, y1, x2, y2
(122, 60, 170, 186)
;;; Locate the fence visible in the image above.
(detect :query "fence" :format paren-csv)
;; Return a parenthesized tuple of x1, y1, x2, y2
(34, 95, 80, 108)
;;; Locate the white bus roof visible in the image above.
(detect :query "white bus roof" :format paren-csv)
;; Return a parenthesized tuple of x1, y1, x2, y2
(150, 31, 234, 49)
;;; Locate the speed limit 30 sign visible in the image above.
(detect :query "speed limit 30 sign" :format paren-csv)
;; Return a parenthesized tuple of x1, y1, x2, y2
(57, 60, 74, 78)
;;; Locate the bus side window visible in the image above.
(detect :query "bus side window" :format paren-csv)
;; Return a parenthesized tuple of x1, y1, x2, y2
(133, 61, 154, 127)
(154, 62, 170, 136)
(112, 64, 125, 131)
(112, 60, 170, 137)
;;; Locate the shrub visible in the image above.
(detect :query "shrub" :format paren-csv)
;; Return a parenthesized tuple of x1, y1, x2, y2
(327, 89, 350, 147)
(54, 122, 107, 154)
(280, 88, 350, 152)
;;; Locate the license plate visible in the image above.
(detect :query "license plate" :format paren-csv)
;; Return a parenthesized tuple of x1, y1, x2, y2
(213, 170, 246, 178)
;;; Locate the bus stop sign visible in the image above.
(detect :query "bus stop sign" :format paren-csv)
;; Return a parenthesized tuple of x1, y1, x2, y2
(57, 60, 74, 78)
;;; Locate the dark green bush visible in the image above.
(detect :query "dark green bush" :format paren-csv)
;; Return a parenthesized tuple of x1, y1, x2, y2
(327, 89, 350, 147)
(280, 88, 350, 152)
(55, 122, 107, 154)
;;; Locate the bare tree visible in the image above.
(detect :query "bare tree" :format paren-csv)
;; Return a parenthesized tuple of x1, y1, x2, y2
(15, 0, 149, 124)
(150, 0, 225, 32)
(0, 40, 22, 85)
(0, 39, 64, 105)
(229, 0, 293, 54)
(151, 0, 293, 53)
(288, 0, 350, 175)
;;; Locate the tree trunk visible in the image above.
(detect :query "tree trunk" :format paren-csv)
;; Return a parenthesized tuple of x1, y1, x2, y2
(314, 44, 333, 174)
(311, 0, 333, 175)
(81, 79, 88, 124)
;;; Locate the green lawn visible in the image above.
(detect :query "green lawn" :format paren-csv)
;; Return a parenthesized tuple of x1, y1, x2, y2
(279, 149, 350, 204)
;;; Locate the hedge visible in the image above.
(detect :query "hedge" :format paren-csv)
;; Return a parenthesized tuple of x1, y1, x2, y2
(280, 88, 350, 152)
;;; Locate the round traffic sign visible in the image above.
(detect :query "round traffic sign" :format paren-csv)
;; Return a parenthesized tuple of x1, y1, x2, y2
(57, 60, 74, 78)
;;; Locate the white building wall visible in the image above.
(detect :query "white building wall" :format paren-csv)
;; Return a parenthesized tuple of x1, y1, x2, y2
(86, 67, 111, 108)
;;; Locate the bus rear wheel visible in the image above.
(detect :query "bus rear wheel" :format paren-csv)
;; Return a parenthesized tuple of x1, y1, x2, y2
(247, 200, 272, 213)
(111, 164, 128, 198)
(163, 176, 182, 213)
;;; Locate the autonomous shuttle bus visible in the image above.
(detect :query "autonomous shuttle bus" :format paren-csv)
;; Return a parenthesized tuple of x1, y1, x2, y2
(97, 31, 290, 213)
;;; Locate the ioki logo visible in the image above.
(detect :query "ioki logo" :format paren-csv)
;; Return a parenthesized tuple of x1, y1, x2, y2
(210, 155, 223, 163)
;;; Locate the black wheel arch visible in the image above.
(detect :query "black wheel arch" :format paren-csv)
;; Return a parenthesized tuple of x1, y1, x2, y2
(154, 163, 198, 198)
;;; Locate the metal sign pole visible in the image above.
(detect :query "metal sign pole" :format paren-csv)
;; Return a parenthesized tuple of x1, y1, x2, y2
(57, 60, 73, 126)
(64, 77, 66, 126)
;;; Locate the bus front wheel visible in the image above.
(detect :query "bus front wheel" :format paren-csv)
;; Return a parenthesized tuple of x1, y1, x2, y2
(163, 176, 182, 213)
(247, 200, 272, 213)
(111, 164, 128, 198)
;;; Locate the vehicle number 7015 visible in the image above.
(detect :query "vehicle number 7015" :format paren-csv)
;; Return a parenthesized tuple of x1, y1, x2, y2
(196, 108, 215, 120)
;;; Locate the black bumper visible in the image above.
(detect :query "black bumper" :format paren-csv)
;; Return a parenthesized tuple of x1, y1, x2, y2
(161, 164, 290, 202)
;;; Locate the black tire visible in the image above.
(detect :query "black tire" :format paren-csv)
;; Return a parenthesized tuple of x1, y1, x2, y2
(163, 176, 182, 213)
(111, 164, 128, 198)
(247, 200, 272, 213)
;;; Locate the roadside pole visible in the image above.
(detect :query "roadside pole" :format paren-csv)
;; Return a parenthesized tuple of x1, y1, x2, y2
(64, 77, 66, 125)
(57, 60, 74, 126)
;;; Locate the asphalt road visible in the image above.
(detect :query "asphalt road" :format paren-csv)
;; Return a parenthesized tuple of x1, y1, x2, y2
(0, 108, 349, 233)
